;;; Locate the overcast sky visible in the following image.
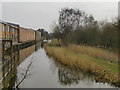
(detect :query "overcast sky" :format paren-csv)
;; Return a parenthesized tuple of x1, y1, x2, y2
(1, 2, 118, 32)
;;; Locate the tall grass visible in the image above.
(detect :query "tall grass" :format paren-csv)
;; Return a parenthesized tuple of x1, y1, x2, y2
(67, 44, 118, 62)
(44, 44, 119, 87)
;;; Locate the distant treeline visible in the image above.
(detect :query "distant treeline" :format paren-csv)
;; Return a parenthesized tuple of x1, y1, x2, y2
(37, 28, 52, 40)
(52, 8, 119, 52)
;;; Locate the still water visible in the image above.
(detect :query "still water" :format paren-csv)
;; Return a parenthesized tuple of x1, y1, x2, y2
(0, 42, 115, 88)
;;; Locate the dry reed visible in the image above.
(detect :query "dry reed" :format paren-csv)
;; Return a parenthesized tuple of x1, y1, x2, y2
(44, 44, 119, 87)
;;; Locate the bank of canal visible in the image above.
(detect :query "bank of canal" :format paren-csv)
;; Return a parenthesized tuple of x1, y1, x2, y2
(14, 42, 114, 88)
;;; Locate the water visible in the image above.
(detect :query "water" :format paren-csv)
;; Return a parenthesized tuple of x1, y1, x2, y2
(0, 42, 115, 88)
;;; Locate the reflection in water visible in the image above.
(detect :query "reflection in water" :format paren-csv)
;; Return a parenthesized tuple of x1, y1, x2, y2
(19, 45, 35, 65)
(0, 41, 115, 88)
(0, 41, 40, 89)
(47, 53, 114, 88)
(59, 65, 87, 85)
(52, 60, 94, 86)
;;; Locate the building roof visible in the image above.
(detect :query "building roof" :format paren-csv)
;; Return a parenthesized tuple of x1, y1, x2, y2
(6, 22, 19, 28)
(0, 20, 19, 28)
(0, 20, 8, 25)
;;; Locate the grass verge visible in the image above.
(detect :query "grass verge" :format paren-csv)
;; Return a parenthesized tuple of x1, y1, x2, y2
(67, 44, 118, 62)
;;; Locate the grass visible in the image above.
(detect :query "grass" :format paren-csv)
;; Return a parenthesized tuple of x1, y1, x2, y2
(44, 41, 119, 87)
(93, 58, 118, 73)
(65, 45, 118, 73)
(67, 44, 118, 62)
(49, 39, 61, 46)
(45, 45, 100, 72)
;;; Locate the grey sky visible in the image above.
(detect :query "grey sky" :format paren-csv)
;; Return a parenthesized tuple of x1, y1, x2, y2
(2, 2, 118, 32)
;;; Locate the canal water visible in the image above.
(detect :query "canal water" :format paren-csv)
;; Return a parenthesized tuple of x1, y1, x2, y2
(0, 42, 115, 88)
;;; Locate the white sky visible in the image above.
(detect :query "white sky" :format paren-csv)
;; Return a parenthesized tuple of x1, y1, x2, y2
(1, 0, 119, 2)
(0, 1, 119, 32)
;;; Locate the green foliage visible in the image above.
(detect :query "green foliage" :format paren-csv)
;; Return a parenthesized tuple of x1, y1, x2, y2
(49, 39, 61, 46)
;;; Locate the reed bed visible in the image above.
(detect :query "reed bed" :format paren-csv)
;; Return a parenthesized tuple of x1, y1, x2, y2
(44, 44, 119, 87)
(67, 44, 118, 62)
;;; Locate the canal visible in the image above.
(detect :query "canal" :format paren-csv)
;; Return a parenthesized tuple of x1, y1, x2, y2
(0, 42, 115, 88)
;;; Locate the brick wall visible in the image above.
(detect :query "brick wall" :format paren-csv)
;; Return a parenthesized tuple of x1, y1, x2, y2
(19, 27, 36, 43)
